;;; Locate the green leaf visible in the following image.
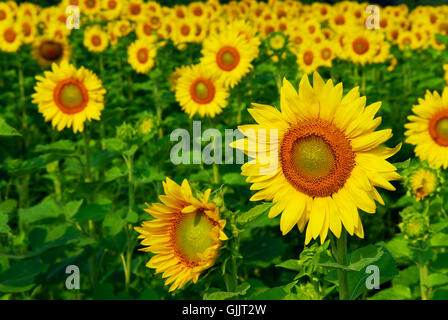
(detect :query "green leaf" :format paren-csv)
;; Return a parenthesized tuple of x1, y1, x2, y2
(203, 282, 250, 300)
(0, 259, 48, 293)
(34, 140, 76, 154)
(348, 245, 384, 272)
(236, 203, 274, 226)
(249, 281, 297, 300)
(18, 197, 62, 224)
(73, 199, 112, 222)
(428, 273, 448, 288)
(431, 233, 448, 248)
(276, 259, 302, 272)
(103, 211, 126, 236)
(0, 118, 21, 137)
(222, 173, 247, 186)
(368, 285, 411, 300)
(0, 214, 10, 233)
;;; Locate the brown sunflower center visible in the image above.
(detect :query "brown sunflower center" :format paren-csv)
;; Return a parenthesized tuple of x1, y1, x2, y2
(180, 24, 190, 36)
(216, 46, 240, 71)
(107, 0, 116, 9)
(303, 51, 314, 65)
(130, 4, 141, 15)
(353, 37, 369, 54)
(429, 111, 448, 146)
(54, 79, 89, 114)
(0, 10, 6, 20)
(4, 28, 16, 43)
(190, 78, 215, 104)
(321, 48, 331, 60)
(280, 119, 355, 197)
(91, 35, 101, 46)
(39, 41, 63, 61)
(137, 48, 148, 63)
(85, 0, 95, 9)
(173, 211, 216, 264)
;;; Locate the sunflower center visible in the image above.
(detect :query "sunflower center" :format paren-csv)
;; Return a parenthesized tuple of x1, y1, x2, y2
(91, 35, 101, 46)
(130, 4, 141, 15)
(40, 41, 63, 61)
(54, 79, 89, 114)
(436, 118, 448, 139)
(190, 78, 215, 104)
(429, 111, 448, 146)
(143, 24, 152, 35)
(174, 212, 215, 263)
(353, 37, 369, 54)
(4, 28, 16, 43)
(86, 0, 95, 9)
(280, 119, 355, 197)
(321, 48, 331, 60)
(216, 46, 240, 71)
(137, 48, 149, 63)
(292, 136, 336, 180)
(303, 51, 314, 65)
(107, 0, 117, 9)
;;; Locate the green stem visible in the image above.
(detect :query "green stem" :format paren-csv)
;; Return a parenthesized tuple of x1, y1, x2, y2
(418, 247, 429, 300)
(332, 230, 350, 300)
(83, 129, 92, 183)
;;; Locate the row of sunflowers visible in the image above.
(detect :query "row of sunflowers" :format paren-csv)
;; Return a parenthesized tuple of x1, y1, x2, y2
(0, 0, 448, 300)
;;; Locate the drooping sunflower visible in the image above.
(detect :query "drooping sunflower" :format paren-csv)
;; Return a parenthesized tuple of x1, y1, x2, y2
(233, 72, 401, 244)
(32, 61, 106, 133)
(127, 39, 157, 74)
(404, 87, 448, 169)
(83, 25, 109, 53)
(135, 178, 227, 292)
(0, 22, 22, 53)
(201, 30, 258, 88)
(409, 168, 438, 201)
(175, 64, 229, 118)
(32, 35, 71, 68)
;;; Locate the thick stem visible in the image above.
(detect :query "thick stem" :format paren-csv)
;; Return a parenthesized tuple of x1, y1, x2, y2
(332, 230, 350, 300)
(418, 248, 429, 300)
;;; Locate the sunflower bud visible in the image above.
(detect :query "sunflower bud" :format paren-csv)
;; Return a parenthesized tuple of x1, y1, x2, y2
(399, 211, 430, 243)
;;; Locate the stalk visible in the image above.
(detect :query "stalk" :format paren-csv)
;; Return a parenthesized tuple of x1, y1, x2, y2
(331, 230, 350, 300)
(418, 245, 429, 300)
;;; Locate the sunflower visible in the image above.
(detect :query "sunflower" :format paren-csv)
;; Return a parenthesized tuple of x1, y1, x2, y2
(295, 44, 320, 74)
(80, 0, 101, 16)
(32, 61, 106, 133)
(127, 39, 157, 74)
(123, 0, 145, 21)
(409, 168, 438, 201)
(17, 16, 37, 44)
(233, 72, 401, 244)
(0, 2, 13, 22)
(101, 0, 123, 20)
(114, 19, 132, 37)
(83, 25, 109, 53)
(0, 22, 22, 53)
(175, 64, 229, 118)
(32, 35, 71, 68)
(344, 30, 382, 66)
(201, 30, 258, 88)
(168, 65, 190, 92)
(135, 178, 227, 292)
(405, 87, 448, 169)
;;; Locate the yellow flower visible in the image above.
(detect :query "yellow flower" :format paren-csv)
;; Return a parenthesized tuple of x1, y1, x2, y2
(344, 30, 383, 66)
(295, 43, 320, 74)
(83, 25, 109, 53)
(409, 168, 437, 201)
(80, 0, 101, 16)
(0, 2, 13, 23)
(0, 22, 22, 53)
(123, 0, 145, 21)
(100, 0, 123, 20)
(135, 178, 227, 292)
(201, 30, 258, 88)
(233, 72, 401, 244)
(405, 87, 448, 169)
(127, 38, 157, 74)
(17, 16, 37, 45)
(32, 62, 106, 133)
(175, 64, 229, 118)
(32, 35, 71, 68)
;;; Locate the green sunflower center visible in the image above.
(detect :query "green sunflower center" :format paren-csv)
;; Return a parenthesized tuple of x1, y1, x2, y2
(292, 135, 336, 180)
(59, 83, 85, 109)
(221, 52, 235, 66)
(174, 212, 215, 263)
(436, 118, 448, 139)
(194, 81, 209, 100)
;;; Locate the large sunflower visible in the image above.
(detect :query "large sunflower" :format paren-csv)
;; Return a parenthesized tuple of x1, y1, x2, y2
(32, 35, 71, 68)
(32, 61, 106, 133)
(201, 30, 258, 88)
(127, 38, 157, 74)
(135, 178, 227, 292)
(175, 64, 229, 118)
(233, 72, 401, 244)
(405, 87, 448, 169)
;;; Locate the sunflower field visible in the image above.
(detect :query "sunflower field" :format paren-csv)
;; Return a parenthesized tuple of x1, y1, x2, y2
(1, 0, 448, 302)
